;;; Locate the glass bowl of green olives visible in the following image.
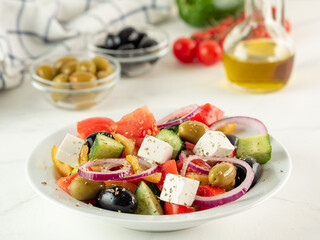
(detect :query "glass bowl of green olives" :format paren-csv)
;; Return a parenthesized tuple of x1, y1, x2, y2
(88, 25, 169, 77)
(30, 51, 120, 110)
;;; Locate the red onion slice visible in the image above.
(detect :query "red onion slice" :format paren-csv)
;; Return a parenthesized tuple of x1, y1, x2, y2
(209, 116, 268, 134)
(157, 104, 201, 129)
(78, 159, 132, 181)
(193, 157, 254, 208)
(179, 151, 211, 175)
(113, 165, 159, 181)
(113, 157, 159, 181)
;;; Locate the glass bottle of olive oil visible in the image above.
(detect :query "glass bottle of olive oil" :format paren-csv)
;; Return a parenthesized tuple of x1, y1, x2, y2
(222, 0, 294, 93)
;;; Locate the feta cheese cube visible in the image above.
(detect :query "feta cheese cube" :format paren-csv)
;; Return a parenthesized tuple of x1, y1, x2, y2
(55, 133, 85, 167)
(193, 131, 234, 157)
(160, 174, 200, 207)
(138, 135, 173, 164)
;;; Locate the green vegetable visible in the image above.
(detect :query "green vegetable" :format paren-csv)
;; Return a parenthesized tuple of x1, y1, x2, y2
(69, 165, 79, 176)
(135, 181, 163, 215)
(236, 134, 272, 164)
(88, 134, 125, 160)
(176, 0, 244, 27)
(155, 129, 184, 159)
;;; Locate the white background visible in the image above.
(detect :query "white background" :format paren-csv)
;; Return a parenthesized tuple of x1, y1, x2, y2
(1, 0, 320, 239)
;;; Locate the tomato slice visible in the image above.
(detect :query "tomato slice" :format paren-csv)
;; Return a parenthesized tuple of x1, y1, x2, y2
(196, 185, 226, 210)
(185, 141, 195, 150)
(156, 160, 179, 191)
(164, 202, 195, 215)
(190, 103, 224, 126)
(175, 159, 183, 172)
(197, 185, 226, 197)
(56, 173, 79, 194)
(113, 106, 159, 147)
(77, 117, 115, 139)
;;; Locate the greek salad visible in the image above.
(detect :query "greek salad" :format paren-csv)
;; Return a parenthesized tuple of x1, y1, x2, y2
(52, 104, 272, 215)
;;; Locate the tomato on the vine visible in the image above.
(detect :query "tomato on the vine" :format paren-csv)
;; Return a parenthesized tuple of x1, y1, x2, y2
(192, 31, 211, 41)
(196, 40, 222, 66)
(173, 37, 197, 63)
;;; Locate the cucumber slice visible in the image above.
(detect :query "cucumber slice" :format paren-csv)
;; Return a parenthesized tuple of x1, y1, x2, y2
(236, 134, 272, 164)
(88, 134, 125, 160)
(135, 181, 163, 215)
(155, 129, 184, 159)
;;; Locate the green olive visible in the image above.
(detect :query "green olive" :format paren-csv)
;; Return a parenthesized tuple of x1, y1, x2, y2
(76, 60, 96, 74)
(208, 162, 236, 188)
(53, 56, 77, 73)
(69, 71, 97, 89)
(92, 56, 112, 72)
(51, 74, 69, 102)
(178, 121, 209, 144)
(68, 176, 105, 201)
(36, 64, 53, 80)
(52, 73, 68, 83)
(60, 60, 78, 75)
(96, 69, 112, 79)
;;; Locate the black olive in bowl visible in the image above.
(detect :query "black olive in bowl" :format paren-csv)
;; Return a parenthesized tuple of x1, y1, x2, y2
(88, 25, 169, 77)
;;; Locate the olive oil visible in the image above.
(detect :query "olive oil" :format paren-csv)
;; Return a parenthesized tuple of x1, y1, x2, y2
(223, 39, 294, 92)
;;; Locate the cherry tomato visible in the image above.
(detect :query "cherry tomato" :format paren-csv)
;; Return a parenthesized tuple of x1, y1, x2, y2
(196, 40, 222, 66)
(192, 31, 211, 44)
(173, 37, 197, 63)
(219, 16, 235, 27)
(285, 19, 291, 32)
(207, 24, 229, 37)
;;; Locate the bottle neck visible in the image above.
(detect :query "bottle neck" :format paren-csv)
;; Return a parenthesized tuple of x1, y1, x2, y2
(245, 0, 273, 23)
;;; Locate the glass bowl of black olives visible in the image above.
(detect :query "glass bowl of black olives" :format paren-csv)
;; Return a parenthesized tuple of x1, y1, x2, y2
(30, 51, 120, 110)
(88, 25, 170, 77)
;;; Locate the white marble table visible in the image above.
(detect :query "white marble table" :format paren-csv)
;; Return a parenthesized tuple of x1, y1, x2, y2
(1, 0, 320, 239)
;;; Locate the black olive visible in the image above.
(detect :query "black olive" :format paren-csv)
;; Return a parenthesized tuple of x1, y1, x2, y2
(86, 131, 113, 150)
(117, 43, 136, 50)
(103, 34, 121, 49)
(118, 27, 136, 45)
(240, 156, 262, 187)
(225, 134, 238, 146)
(138, 38, 158, 48)
(97, 186, 138, 213)
(130, 32, 147, 48)
(234, 164, 247, 188)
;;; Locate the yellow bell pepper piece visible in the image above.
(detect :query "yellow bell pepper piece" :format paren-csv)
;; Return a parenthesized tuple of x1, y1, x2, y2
(126, 155, 161, 183)
(51, 145, 73, 177)
(217, 123, 237, 135)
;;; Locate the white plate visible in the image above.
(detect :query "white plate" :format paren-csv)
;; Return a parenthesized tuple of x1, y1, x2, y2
(26, 108, 292, 232)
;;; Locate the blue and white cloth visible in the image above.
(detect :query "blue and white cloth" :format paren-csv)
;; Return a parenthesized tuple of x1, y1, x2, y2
(0, 0, 173, 90)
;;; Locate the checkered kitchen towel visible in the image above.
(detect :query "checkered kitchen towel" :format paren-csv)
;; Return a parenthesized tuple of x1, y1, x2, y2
(0, 0, 174, 90)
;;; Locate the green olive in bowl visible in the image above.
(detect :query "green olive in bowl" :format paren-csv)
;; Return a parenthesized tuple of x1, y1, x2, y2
(92, 56, 112, 72)
(53, 56, 77, 73)
(60, 60, 78, 75)
(36, 64, 53, 80)
(76, 60, 97, 74)
(69, 71, 98, 89)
